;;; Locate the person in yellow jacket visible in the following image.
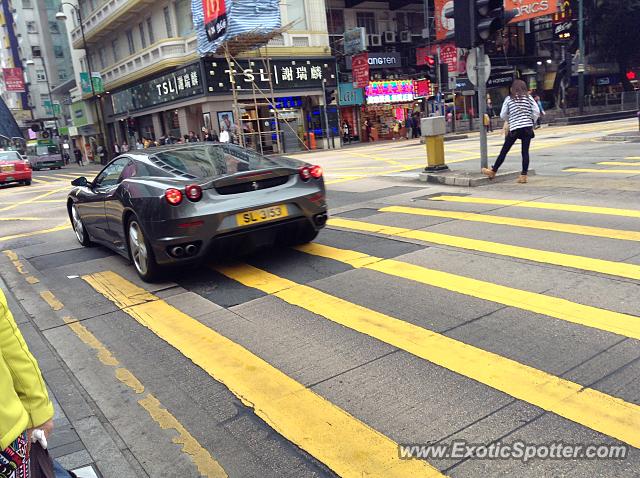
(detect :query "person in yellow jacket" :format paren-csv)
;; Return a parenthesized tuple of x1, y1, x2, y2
(1, 288, 54, 478)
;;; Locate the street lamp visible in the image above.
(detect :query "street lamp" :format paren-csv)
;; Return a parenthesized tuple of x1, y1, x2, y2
(25, 57, 59, 136)
(56, 3, 110, 163)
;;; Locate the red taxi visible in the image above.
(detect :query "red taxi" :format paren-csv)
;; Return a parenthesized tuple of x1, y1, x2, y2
(0, 151, 32, 186)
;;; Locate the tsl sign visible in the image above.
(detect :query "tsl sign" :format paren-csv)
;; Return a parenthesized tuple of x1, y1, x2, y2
(506, 0, 557, 23)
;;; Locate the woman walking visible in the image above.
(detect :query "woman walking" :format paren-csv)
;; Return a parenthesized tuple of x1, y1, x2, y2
(482, 79, 540, 184)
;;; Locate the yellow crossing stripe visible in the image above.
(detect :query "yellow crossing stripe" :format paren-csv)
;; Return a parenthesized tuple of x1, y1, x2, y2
(380, 205, 640, 242)
(597, 162, 640, 166)
(0, 217, 42, 221)
(30, 178, 56, 184)
(0, 224, 71, 243)
(0, 186, 69, 212)
(216, 260, 640, 449)
(296, 242, 640, 339)
(327, 217, 640, 281)
(53, 173, 84, 180)
(84, 271, 444, 478)
(566, 168, 640, 174)
(429, 195, 640, 218)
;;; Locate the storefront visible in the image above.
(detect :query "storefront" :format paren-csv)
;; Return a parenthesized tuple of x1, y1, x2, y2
(338, 82, 364, 143)
(361, 80, 421, 141)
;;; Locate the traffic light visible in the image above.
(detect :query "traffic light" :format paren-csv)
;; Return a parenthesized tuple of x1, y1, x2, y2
(424, 56, 437, 82)
(325, 88, 337, 105)
(445, 0, 516, 49)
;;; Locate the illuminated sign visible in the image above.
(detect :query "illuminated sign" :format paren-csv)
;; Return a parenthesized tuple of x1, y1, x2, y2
(365, 80, 414, 104)
(506, 0, 557, 23)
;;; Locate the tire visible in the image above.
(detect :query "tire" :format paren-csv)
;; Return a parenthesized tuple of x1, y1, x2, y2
(70, 203, 92, 247)
(24, 180, 31, 186)
(298, 227, 319, 244)
(127, 215, 160, 282)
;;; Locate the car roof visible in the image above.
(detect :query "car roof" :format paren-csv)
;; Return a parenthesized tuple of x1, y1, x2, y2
(126, 142, 228, 159)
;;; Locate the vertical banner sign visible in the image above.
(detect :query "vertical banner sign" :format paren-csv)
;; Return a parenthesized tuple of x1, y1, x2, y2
(2, 68, 25, 92)
(435, 0, 454, 41)
(352, 52, 369, 89)
(203, 0, 227, 41)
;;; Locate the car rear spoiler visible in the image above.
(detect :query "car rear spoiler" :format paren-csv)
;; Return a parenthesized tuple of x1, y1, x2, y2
(201, 167, 296, 189)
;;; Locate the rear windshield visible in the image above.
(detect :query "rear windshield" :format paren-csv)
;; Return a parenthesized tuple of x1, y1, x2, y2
(151, 144, 281, 178)
(0, 151, 21, 161)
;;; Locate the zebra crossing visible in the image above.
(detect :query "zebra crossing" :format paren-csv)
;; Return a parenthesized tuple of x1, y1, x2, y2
(65, 191, 640, 477)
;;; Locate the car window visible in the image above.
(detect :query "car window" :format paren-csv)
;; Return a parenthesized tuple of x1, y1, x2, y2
(119, 160, 137, 181)
(0, 151, 21, 161)
(94, 158, 129, 188)
(152, 144, 279, 178)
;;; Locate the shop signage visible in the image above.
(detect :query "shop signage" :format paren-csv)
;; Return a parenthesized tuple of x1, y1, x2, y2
(352, 53, 369, 89)
(454, 77, 475, 91)
(435, 0, 454, 41)
(487, 72, 515, 89)
(203, 0, 227, 41)
(71, 101, 89, 127)
(415, 79, 435, 98)
(554, 20, 574, 41)
(344, 27, 366, 55)
(346, 52, 401, 70)
(506, 0, 557, 23)
(338, 83, 364, 106)
(439, 44, 458, 75)
(365, 80, 414, 105)
(2, 68, 25, 92)
(204, 58, 337, 93)
(80, 72, 104, 95)
(111, 63, 204, 115)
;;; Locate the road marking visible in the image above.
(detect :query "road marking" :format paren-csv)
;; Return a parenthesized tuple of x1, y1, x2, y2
(295, 241, 640, 340)
(216, 261, 640, 449)
(327, 217, 640, 281)
(53, 173, 84, 180)
(626, 157, 640, 160)
(429, 195, 640, 218)
(0, 224, 71, 243)
(566, 168, 640, 175)
(31, 178, 56, 184)
(3, 250, 39, 284)
(0, 186, 69, 212)
(40, 291, 64, 311)
(597, 162, 640, 166)
(84, 271, 443, 478)
(380, 205, 640, 242)
(0, 216, 43, 221)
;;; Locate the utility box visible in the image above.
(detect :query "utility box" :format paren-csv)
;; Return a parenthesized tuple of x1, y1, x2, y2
(421, 116, 448, 172)
(421, 117, 446, 137)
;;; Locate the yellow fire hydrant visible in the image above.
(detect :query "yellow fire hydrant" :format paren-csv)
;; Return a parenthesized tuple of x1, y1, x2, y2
(421, 117, 449, 172)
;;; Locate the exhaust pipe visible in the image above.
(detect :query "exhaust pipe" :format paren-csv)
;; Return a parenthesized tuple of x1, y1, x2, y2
(314, 213, 328, 227)
(185, 244, 198, 256)
(171, 246, 185, 258)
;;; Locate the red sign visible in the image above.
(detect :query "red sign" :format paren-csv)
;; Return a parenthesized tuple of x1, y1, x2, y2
(2, 68, 25, 92)
(203, 0, 227, 41)
(435, 0, 454, 41)
(352, 52, 369, 89)
(439, 44, 458, 74)
(415, 80, 434, 98)
(506, 0, 558, 23)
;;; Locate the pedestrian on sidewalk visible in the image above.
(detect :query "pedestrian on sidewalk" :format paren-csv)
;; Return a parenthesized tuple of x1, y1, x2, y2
(73, 148, 83, 167)
(1, 289, 55, 478)
(342, 121, 351, 144)
(534, 95, 545, 128)
(482, 79, 540, 184)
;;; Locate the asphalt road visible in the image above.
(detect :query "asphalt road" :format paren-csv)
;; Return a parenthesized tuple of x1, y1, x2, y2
(1, 118, 639, 477)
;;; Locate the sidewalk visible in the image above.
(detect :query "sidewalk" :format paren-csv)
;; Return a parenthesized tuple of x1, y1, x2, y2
(2, 277, 102, 478)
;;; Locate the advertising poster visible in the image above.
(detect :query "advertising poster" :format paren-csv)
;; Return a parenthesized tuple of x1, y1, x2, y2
(352, 53, 369, 89)
(439, 44, 459, 74)
(203, 0, 227, 41)
(2, 68, 25, 92)
(435, 0, 454, 41)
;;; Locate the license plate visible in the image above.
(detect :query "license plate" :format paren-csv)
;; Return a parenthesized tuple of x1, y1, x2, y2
(0, 165, 15, 172)
(5, 176, 15, 182)
(236, 205, 288, 227)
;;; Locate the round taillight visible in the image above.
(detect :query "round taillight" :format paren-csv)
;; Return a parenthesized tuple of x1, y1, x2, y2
(185, 184, 202, 202)
(165, 188, 183, 205)
(309, 165, 323, 179)
(299, 167, 311, 181)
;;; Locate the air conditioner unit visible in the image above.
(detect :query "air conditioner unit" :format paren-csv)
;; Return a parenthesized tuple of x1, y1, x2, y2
(368, 34, 382, 47)
(384, 31, 396, 43)
(400, 30, 412, 43)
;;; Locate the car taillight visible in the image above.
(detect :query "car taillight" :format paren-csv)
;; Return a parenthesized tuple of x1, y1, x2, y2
(185, 184, 202, 202)
(309, 165, 323, 179)
(299, 166, 311, 181)
(165, 188, 183, 205)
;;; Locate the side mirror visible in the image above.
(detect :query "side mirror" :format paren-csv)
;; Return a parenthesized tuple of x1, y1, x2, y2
(71, 177, 89, 187)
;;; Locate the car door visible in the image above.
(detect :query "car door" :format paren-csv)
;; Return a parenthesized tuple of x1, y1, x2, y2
(104, 158, 138, 250)
(85, 158, 129, 243)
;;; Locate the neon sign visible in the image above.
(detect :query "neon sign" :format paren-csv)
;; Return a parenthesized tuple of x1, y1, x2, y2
(365, 80, 415, 104)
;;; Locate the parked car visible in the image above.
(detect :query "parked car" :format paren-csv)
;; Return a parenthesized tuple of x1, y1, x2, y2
(26, 139, 64, 170)
(67, 143, 328, 281)
(0, 150, 32, 186)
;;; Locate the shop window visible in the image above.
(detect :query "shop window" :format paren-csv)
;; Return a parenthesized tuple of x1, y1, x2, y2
(54, 45, 64, 58)
(356, 11, 377, 35)
(139, 23, 147, 48)
(26, 21, 37, 33)
(126, 29, 135, 55)
(146, 17, 155, 44)
(326, 9, 345, 36)
(288, 0, 307, 30)
(175, 0, 193, 37)
(163, 7, 173, 37)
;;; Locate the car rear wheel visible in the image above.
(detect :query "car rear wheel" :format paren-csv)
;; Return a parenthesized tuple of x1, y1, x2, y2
(22, 180, 31, 186)
(128, 216, 160, 282)
(71, 204, 92, 246)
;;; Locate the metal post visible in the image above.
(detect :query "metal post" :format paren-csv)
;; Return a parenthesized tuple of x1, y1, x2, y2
(578, 0, 585, 115)
(321, 79, 332, 149)
(476, 45, 488, 169)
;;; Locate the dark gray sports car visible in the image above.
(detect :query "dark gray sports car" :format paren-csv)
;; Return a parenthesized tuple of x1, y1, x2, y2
(67, 143, 327, 281)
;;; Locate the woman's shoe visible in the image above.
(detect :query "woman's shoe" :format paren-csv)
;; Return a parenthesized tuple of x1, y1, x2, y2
(517, 175, 528, 184)
(481, 168, 496, 179)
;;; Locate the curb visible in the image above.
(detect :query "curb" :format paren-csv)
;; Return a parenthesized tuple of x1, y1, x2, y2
(418, 170, 535, 187)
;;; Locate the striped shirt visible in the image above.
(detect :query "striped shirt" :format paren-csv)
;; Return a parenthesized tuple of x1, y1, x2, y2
(500, 95, 540, 131)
